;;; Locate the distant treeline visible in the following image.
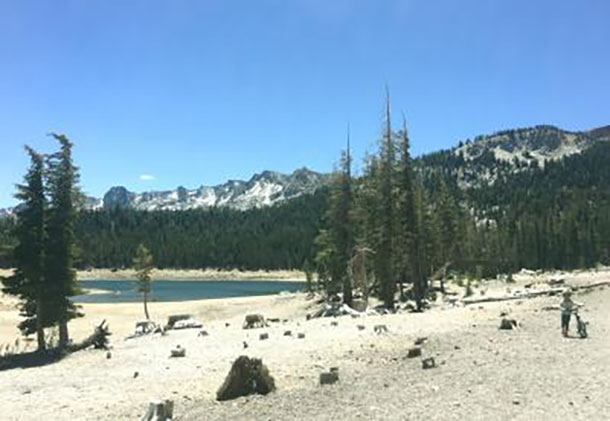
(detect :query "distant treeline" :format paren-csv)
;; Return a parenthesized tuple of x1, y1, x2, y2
(71, 188, 326, 270)
(1, 141, 610, 276)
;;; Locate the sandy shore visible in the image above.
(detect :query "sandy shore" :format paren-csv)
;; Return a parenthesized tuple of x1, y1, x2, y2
(0, 268, 609, 420)
(0, 268, 306, 282)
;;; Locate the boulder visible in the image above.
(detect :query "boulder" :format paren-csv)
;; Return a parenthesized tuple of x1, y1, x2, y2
(216, 356, 276, 401)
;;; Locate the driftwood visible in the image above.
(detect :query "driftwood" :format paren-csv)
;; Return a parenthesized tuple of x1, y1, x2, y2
(216, 356, 275, 401)
(141, 399, 174, 421)
(463, 282, 610, 306)
(69, 320, 110, 352)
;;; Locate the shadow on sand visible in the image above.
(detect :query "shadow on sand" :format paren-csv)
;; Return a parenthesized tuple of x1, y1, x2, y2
(0, 349, 66, 371)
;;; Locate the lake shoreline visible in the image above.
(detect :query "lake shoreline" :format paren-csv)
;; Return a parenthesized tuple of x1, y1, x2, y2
(0, 268, 307, 282)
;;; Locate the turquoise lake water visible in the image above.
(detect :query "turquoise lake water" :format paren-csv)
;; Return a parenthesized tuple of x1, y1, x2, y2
(74, 280, 306, 303)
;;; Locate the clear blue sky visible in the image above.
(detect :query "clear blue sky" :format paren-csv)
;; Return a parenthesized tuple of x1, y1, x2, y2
(1, 0, 609, 207)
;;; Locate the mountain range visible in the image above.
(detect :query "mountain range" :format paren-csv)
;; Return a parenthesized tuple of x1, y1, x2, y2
(1, 124, 609, 217)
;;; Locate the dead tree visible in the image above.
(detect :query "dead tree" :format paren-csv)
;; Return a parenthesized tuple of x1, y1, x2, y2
(69, 320, 111, 352)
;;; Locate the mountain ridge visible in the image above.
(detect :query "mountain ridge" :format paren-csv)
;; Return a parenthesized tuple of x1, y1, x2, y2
(1, 124, 608, 217)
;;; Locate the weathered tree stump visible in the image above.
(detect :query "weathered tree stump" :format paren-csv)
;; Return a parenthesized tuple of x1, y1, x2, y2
(141, 399, 174, 421)
(422, 357, 436, 369)
(170, 346, 185, 358)
(243, 314, 268, 329)
(216, 356, 276, 401)
(407, 347, 422, 358)
(374, 324, 388, 334)
(499, 318, 518, 330)
(320, 371, 339, 385)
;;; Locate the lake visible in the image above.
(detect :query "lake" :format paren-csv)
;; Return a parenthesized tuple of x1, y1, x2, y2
(74, 280, 306, 303)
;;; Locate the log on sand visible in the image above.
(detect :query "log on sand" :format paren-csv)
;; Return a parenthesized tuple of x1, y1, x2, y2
(463, 282, 610, 306)
(68, 320, 111, 352)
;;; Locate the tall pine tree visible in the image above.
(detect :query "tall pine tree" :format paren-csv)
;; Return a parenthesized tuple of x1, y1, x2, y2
(44, 134, 82, 348)
(2, 146, 48, 350)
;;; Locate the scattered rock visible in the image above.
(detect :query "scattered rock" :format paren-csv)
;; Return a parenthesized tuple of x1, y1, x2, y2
(330, 321, 338, 327)
(357, 325, 366, 331)
(106, 351, 112, 359)
(407, 347, 422, 358)
(198, 330, 209, 337)
(142, 399, 174, 421)
(422, 357, 436, 369)
(319, 371, 339, 385)
(259, 333, 269, 341)
(170, 345, 186, 358)
(297, 333, 306, 339)
(243, 341, 248, 349)
(267, 318, 280, 323)
(283, 330, 292, 336)
(133, 371, 139, 379)
(216, 356, 276, 401)
(225, 323, 230, 328)
(329, 367, 339, 373)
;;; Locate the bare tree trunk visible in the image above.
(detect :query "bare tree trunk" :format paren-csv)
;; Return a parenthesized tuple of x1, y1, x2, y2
(58, 321, 69, 349)
(35, 297, 46, 351)
(144, 291, 150, 320)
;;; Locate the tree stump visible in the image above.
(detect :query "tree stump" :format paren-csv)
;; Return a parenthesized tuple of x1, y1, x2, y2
(374, 324, 388, 334)
(141, 399, 174, 421)
(407, 347, 422, 358)
(320, 371, 339, 385)
(170, 346, 185, 358)
(216, 356, 276, 401)
(499, 318, 518, 330)
(422, 357, 436, 369)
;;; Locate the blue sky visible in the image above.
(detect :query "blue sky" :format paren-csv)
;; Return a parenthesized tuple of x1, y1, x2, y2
(1, 1, 609, 207)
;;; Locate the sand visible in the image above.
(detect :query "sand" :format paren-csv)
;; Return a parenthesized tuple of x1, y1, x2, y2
(0, 268, 609, 420)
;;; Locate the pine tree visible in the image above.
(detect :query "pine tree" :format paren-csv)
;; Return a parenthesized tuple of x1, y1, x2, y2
(2, 146, 48, 350)
(133, 243, 154, 320)
(377, 90, 396, 309)
(44, 134, 82, 348)
(318, 136, 354, 303)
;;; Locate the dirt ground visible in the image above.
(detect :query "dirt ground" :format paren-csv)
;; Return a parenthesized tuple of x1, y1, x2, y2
(1, 269, 609, 420)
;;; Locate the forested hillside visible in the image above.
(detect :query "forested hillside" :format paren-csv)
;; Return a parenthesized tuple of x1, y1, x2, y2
(1, 125, 609, 275)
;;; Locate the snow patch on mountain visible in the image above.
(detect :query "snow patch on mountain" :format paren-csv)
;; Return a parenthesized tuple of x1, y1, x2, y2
(102, 168, 328, 211)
